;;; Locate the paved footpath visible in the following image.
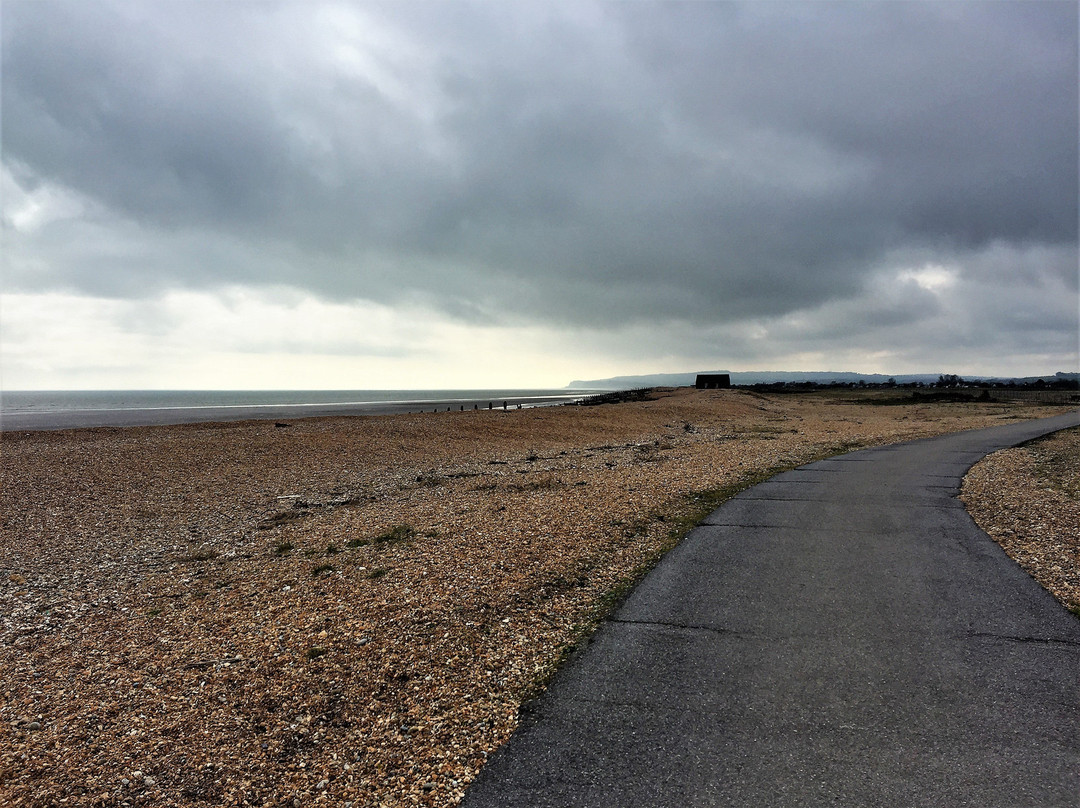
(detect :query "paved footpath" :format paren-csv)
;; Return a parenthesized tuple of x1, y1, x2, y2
(463, 411, 1080, 807)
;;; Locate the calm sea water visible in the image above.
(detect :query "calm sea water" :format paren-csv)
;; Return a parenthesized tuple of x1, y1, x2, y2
(0, 389, 600, 431)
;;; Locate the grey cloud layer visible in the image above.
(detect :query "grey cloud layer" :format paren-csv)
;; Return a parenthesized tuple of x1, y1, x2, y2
(3, 0, 1077, 336)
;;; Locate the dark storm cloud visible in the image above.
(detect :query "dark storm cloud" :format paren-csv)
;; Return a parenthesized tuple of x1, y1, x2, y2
(3, 0, 1077, 331)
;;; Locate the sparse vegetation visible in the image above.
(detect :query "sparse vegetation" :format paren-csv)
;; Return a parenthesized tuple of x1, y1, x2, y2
(181, 548, 218, 562)
(258, 510, 307, 530)
(514, 473, 562, 492)
(3, 386, 1067, 807)
(373, 524, 416, 545)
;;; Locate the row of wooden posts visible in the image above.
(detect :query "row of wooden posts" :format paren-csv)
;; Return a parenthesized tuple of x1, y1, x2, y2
(421, 401, 522, 413)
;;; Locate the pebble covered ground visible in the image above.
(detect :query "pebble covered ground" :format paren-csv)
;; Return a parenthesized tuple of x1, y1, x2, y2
(0, 389, 1069, 807)
(962, 426, 1080, 615)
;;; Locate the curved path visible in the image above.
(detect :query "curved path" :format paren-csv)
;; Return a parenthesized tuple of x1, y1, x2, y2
(463, 411, 1080, 807)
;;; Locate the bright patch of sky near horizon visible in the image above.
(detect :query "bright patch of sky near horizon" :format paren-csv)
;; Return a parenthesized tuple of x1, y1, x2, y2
(1, 1, 1077, 390)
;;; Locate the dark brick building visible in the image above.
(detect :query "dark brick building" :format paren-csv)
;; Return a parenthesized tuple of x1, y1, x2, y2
(696, 374, 731, 389)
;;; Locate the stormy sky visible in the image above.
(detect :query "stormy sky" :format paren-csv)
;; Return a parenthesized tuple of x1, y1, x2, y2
(2, 0, 1077, 389)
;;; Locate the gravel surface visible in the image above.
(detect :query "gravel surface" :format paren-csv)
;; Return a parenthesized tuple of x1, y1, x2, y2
(1, 389, 1069, 807)
(962, 426, 1080, 615)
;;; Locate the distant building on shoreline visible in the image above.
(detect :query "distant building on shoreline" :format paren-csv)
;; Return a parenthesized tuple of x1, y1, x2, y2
(695, 374, 731, 389)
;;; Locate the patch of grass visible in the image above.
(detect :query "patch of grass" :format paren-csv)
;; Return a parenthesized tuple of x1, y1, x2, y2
(632, 443, 665, 462)
(146, 608, 163, 618)
(373, 524, 416, 545)
(258, 511, 307, 530)
(515, 473, 561, 492)
(181, 548, 218, 562)
(273, 542, 295, 556)
(311, 564, 334, 576)
(910, 390, 990, 404)
(325, 544, 340, 555)
(346, 537, 369, 549)
(365, 568, 389, 579)
(827, 440, 866, 454)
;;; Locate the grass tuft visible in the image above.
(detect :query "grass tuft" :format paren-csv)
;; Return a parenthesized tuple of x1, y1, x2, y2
(373, 524, 416, 545)
(182, 549, 218, 562)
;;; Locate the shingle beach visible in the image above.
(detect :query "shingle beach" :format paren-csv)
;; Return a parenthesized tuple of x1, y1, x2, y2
(2, 388, 1073, 807)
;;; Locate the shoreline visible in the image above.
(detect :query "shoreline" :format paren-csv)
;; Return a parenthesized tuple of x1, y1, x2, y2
(2, 389, 1073, 807)
(0, 392, 594, 432)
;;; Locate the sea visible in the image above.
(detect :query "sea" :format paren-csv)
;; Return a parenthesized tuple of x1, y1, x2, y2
(0, 389, 602, 432)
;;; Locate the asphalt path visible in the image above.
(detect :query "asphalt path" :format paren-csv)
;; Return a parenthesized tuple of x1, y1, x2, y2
(463, 411, 1080, 807)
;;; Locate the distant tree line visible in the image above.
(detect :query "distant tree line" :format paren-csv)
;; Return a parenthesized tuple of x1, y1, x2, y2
(930, 375, 1079, 391)
(739, 376, 1078, 394)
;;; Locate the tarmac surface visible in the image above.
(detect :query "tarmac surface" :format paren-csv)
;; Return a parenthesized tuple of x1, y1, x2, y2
(463, 411, 1080, 807)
